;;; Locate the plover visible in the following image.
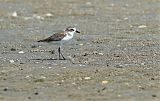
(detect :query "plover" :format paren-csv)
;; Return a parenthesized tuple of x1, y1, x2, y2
(37, 26, 80, 60)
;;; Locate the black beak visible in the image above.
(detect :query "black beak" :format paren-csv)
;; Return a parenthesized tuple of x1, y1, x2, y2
(76, 30, 80, 33)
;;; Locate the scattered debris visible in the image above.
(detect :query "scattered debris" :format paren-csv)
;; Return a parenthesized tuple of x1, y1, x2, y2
(62, 67, 66, 68)
(98, 53, 103, 55)
(10, 48, 16, 51)
(84, 77, 91, 80)
(18, 51, 25, 54)
(101, 80, 108, 84)
(138, 25, 147, 28)
(9, 60, 14, 63)
(34, 92, 39, 95)
(3, 88, 8, 91)
(33, 14, 44, 20)
(117, 44, 121, 47)
(79, 64, 85, 67)
(45, 13, 53, 17)
(79, 44, 83, 46)
(86, 2, 92, 5)
(123, 17, 128, 20)
(48, 67, 52, 69)
(11, 11, 18, 17)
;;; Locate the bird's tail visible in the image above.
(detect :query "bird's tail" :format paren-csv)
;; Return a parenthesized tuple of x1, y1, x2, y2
(37, 39, 48, 42)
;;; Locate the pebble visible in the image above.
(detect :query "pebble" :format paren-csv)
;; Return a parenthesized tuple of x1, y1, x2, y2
(117, 44, 121, 47)
(62, 67, 66, 68)
(98, 53, 103, 55)
(10, 48, 16, 51)
(23, 17, 32, 20)
(79, 64, 85, 67)
(115, 64, 124, 68)
(11, 11, 18, 17)
(101, 80, 108, 84)
(72, 82, 76, 85)
(125, 82, 129, 86)
(86, 2, 92, 5)
(18, 51, 25, 54)
(84, 77, 91, 80)
(138, 25, 147, 28)
(79, 44, 83, 46)
(3, 88, 8, 91)
(45, 13, 53, 17)
(123, 17, 128, 20)
(33, 14, 44, 20)
(152, 94, 157, 97)
(48, 67, 52, 69)
(9, 60, 14, 63)
(34, 92, 39, 95)
(110, 3, 115, 7)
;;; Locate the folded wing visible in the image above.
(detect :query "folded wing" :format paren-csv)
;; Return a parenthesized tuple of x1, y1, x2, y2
(37, 31, 66, 42)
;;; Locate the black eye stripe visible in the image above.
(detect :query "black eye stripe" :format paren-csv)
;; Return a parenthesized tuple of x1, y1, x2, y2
(69, 29, 74, 31)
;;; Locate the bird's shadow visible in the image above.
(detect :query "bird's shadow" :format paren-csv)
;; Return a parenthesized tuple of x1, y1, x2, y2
(30, 58, 69, 61)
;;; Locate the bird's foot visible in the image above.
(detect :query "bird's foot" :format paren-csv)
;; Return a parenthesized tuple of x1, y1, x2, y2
(51, 50, 55, 54)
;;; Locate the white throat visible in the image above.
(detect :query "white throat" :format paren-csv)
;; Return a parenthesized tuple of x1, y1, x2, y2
(62, 31, 75, 41)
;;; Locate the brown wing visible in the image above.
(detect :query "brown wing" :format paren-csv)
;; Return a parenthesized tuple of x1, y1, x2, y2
(37, 31, 66, 42)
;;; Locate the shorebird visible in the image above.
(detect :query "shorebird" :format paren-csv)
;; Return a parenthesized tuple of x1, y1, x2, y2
(37, 26, 80, 60)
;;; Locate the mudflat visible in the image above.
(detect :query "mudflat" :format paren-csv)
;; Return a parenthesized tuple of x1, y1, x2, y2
(0, 0, 159, 101)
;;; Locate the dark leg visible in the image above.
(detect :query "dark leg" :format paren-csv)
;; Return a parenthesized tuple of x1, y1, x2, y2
(58, 47, 61, 60)
(58, 46, 66, 60)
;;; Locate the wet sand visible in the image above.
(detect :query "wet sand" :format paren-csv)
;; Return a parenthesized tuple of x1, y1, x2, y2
(0, 0, 160, 101)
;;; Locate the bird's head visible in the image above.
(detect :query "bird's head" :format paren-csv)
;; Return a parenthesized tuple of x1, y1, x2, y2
(65, 27, 80, 34)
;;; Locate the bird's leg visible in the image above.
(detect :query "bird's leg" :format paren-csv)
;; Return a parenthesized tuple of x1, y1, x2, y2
(58, 46, 66, 60)
(58, 46, 61, 60)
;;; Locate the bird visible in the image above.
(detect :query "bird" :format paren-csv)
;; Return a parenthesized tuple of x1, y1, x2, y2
(37, 26, 80, 60)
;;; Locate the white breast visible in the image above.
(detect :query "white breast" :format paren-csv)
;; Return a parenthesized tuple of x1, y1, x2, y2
(62, 32, 74, 41)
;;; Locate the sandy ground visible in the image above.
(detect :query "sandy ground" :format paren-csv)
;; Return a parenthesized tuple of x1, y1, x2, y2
(0, 0, 160, 101)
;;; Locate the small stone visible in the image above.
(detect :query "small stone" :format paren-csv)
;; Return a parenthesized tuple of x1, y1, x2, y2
(138, 25, 147, 28)
(117, 94, 121, 97)
(45, 13, 53, 17)
(31, 45, 37, 48)
(141, 63, 145, 65)
(98, 53, 103, 55)
(10, 48, 16, 51)
(72, 82, 76, 85)
(62, 67, 66, 68)
(86, 2, 92, 5)
(152, 94, 156, 97)
(125, 82, 129, 86)
(33, 14, 44, 20)
(11, 11, 18, 17)
(84, 77, 91, 80)
(124, 17, 128, 20)
(48, 67, 52, 69)
(79, 64, 85, 67)
(115, 64, 123, 68)
(3, 88, 8, 91)
(117, 44, 121, 47)
(28, 97, 31, 99)
(79, 44, 83, 46)
(110, 3, 115, 7)
(18, 51, 25, 54)
(23, 17, 32, 20)
(9, 60, 14, 63)
(101, 80, 108, 84)
(34, 79, 44, 83)
(34, 92, 39, 95)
